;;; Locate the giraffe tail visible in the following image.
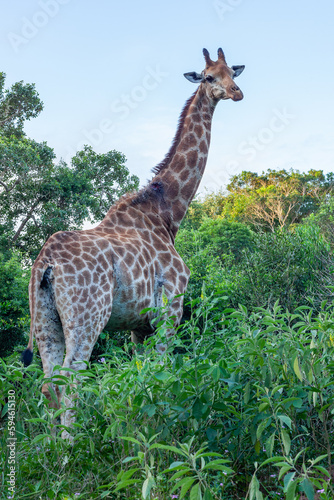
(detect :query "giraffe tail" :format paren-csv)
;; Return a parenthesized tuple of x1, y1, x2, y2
(21, 347, 33, 367)
(21, 264, 53, 367)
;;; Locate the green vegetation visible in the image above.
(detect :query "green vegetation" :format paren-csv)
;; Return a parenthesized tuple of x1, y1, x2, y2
(1, 299, 334, 498)
(1, 73, 334, 499)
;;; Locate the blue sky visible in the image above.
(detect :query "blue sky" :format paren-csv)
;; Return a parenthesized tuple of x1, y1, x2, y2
(1, 0, 334, 194)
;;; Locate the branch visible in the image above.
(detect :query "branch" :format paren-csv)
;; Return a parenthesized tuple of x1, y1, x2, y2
(0, 180, 9, 192)
(12, 201, 40, 243)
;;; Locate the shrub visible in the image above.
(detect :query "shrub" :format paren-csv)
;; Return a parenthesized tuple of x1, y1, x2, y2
(0, 253, 30, 358)
(1, 299, 333, 499)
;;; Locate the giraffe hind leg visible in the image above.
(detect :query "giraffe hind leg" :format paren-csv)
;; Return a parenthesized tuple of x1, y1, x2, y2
(33, 282, 65, 409)
(60, 313, 110, 443)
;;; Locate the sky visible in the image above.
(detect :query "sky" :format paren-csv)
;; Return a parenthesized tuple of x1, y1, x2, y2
(1, 0, 334, 196)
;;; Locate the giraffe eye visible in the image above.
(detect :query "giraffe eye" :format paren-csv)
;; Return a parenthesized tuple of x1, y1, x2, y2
(205, 75, 214, 83)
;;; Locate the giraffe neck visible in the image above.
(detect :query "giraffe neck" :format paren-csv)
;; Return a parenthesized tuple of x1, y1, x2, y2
(152, 85, 216, 236)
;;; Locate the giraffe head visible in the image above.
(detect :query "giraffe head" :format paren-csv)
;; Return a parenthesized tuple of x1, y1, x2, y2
(184, 47, 244, 102)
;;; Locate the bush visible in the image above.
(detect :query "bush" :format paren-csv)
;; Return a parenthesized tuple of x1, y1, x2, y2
(1, 299, 333, 499)
(225, 224, 334, 311)
(198, 217, 254, 262)
(0, 253, 30, 358)
(176, 220, 334, 314)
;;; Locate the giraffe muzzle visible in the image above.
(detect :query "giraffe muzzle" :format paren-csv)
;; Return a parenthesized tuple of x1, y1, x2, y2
(230, 85, 244, 102)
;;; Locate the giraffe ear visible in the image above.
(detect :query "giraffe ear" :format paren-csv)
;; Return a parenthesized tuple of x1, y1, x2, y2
(184, 72, 204, 83)
(231, 65, 245, 78)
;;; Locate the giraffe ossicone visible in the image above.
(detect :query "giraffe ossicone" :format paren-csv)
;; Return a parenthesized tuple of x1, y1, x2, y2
(22, 47, 245, 440)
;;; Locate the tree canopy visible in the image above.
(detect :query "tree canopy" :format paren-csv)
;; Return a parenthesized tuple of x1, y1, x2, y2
(183, 168, 334, 232)
(0, 72, 43, 138)
(0, 73, 139, 260)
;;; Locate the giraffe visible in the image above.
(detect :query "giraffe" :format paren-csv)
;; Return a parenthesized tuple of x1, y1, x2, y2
(22, 47, 244, 439)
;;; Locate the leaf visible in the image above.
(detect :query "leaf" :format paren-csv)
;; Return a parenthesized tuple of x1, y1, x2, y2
(205, 428, 217, 442)
(203, 490, 213, 500)
(199, 452, 226, 458)
(140, 307, 152, 315)
(163, 461, 187, 473)
(254, 439, 261, 454)
(283, 472, 295, 492)
(244, 381, 251, 403)
(311, 454, 328, 465)
(31, 434, 51, 444)
(89, 437, 95, 455)
(212, 365, 221, 382)
(142, 476, 155, 499)
(293, 356, 303, 381)
(151, 444, 185, 456)
(278, 466, 293, 481)
(203, 460, 234, 474)
(1, 403, 8, 417)
(314, 465, 331, 477)
(122, 456, 139, 463)
(114, 479, 138, 491)
(118, 468, 140, 481)
(192, 398, 204, 420)
(256, 418, 270, 439)
(154, 371, 171, 381)
(190, 482, 202, 500)
(281, 429, 291, 455)
(141, 404, 156, 417)
(286, 479, 297, 500)
(260, 456, 285, 467)
(179, 477, 196, 499)
(277, 414, 292, 429)
(169, 469, 191, 481)
(265, 432, 275, 458)
(300, 478, 315, 500)
(249, 474, 260, 500)
(25, 417, 48, 424)
(120, 436, 141, 446)
(258, 402, 269, 412)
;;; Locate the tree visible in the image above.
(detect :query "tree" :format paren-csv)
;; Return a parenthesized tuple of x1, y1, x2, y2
(0, 72, 43, 138)
(0, 140, 139, 260)
(0, 72, 140, 260)
(223, 169, 333, 231)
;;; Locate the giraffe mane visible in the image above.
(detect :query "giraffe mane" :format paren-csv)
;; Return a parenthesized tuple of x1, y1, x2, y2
(151, 90, 198, 175)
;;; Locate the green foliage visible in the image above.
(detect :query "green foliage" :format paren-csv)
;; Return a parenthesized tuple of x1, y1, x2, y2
(223, 223, 334, 312)
(0, 253, 30, 358)
(175, 228, 224, 302)
(0, 139, 139, 260)
(176, 217, 334, 314)
(198, 217, 254, 262)
(0, 72, 140, 261)
(306, 195, 334, 249)
(183, 169, 334, 233)
(1, 300, 334, 499)
(0, 71, 43, 138)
